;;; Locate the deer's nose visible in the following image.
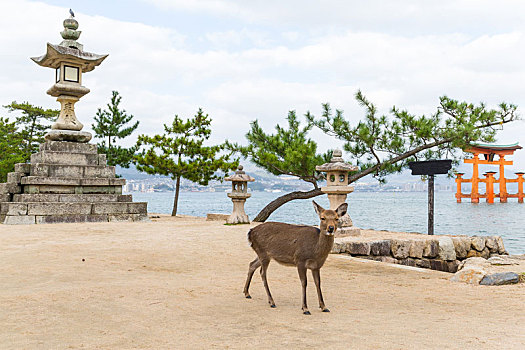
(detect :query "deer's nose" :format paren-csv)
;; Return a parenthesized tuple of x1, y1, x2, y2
(328, 226, 335, 233)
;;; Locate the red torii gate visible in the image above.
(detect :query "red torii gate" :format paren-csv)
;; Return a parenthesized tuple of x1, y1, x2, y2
(455, 143, 524, 203)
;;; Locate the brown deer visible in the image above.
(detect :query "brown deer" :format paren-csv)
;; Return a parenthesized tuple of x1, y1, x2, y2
(243, 201, 347, 315)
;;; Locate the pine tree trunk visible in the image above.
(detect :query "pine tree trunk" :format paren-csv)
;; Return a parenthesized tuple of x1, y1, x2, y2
(253, 188, 323, 222)
(172, 176, 181, 216)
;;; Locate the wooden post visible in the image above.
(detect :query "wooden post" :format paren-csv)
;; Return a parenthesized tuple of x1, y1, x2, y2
(455, 173, 464, 203)
(485, 172, 496, 204)
(428, 175, 434, 235)
(517, 172, 524, 203)
(498, 155, 508, 202)
(471, 154, 479, 203)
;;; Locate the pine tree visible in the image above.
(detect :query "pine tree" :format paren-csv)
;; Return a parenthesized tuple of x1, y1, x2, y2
(4, 102, 58, 160)
(235, 92, 518, 222)
(0, 117, 25, 181)
(92, 91, 139, 168)
(134, 108, 238, 216)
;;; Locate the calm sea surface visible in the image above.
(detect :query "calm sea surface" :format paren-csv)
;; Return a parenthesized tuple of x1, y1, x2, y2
(131, 191, 525, 255)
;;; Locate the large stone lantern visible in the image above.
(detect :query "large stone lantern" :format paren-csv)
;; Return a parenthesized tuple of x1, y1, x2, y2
(31, 13, 108, 143)
(316, 149, 359, 235)
(225, 165, 254, 224)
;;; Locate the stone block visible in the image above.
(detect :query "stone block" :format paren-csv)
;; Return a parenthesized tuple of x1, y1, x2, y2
(206, 213, 229, 221)
(14, 163, 31, 174)
(108, 178, 126, 186)
(80, 178, 111, 186)
(27, 202, 92, 215)
(25, 185, 76, 194)
(37, 151, 101, 166)
(345, 242, 370, 256)
(391, 239, 411, 259)
(423, 240, 439, 258)
(7, 172, 23, 184)
(429, 259, 447, 272)
(485, 236, 498, 252)
(91, 202, 147, 215)
(44, 130, 92, 143)
(409, 240, 425, 259)
(369, 240, 391, 256)
(437, 237, 457, 261)
(30, 164, 49, 177)
(446, 260, 460, 273)
(13, 194, 60, 202)
(0, 183, 21, 194)
(480, 272, 520, 286)
(0, 194, 11, 202)
(133, 214, 149, 222)
(40, 141, 97, 154)
(22, 176, 81, 186)
(451, 237, 471, 259)
(84, 165, 115, 178)
(398, 258, 417, 267)
(118, 195, 132, 202)
(450, 268, 486, 284)
(495, 236, 506, 254)
(109, 214, 135, 222)
(98, 154, 107, 165)
(415, 258, 431, 269)
(6, 203, 28, 216)
(471, 236, 486, 251)
(56, 194, 121, 203)
(4, 215, 36, 225)
(76, 186, 122, 194)
(35, 214, 108, 224)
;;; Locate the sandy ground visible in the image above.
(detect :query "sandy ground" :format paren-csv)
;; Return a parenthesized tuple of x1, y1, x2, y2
(0, 215, 524, 350)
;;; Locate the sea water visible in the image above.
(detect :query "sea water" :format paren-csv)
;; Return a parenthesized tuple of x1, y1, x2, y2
(131, 191, 525, 255)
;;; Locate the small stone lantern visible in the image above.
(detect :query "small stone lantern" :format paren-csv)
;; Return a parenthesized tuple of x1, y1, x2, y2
(31, 12, 108, 143)
(225, 165, 255, 224)
(316, 149, 359, 235)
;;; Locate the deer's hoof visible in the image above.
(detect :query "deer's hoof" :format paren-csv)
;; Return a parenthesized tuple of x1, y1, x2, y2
(245, 295, 252, 299)
(322, 308, 330, 313)
(303, 310, 311, 315)
(270, 304, 276, 308)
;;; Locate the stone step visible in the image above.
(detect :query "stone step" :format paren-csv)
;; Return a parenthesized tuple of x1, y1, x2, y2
(2, 213, 148, 225)
(30, 163, 116, 178)
(14, 163, 31, 175)
(12, 194, 132, 203)
(21, 176, 126, 186)
(39, 141, 98, 154)
(7, 172, 24, 184)
(31, 151, 106, 166)
(24, 184, 123, 195)
(0, 183, 21, 194)
(1, 201, 147, 216)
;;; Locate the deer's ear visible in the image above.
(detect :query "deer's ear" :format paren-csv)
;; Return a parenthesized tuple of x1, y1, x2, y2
(312, 201, 324, 217)
(336, 203, 348, 218)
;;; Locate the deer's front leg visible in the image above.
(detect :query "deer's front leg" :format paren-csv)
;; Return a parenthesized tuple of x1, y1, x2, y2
(297, 264, 310, 315)
(312, 269, 329, 312)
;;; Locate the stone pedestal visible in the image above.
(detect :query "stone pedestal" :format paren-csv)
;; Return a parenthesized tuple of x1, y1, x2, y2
(226, 193, 251, 224)
(0, 141, 148, 224)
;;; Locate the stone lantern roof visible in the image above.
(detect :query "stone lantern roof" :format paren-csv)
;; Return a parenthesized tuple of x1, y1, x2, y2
(225, 165, 255, 182)
(31, 14, 108, 72)
(315, 149, 358, 172)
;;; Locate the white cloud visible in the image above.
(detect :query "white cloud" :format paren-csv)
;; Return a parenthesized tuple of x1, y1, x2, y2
(0, 0, 524, 170)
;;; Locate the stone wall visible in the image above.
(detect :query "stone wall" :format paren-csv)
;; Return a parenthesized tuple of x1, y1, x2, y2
(331, 234, 507, 273)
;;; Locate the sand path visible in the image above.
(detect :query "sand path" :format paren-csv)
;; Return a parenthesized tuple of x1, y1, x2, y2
(0, 215, 523, 349)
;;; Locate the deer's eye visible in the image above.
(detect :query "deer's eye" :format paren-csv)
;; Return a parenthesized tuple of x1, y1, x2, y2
(321, 218, 326, 221)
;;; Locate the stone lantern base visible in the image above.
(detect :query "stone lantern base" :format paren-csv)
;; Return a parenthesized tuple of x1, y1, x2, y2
(0, 140, 148, 224)
(226, 193, 251, 224)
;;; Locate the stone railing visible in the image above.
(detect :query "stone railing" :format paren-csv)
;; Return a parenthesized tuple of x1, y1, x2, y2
(331, 232, 507, 273)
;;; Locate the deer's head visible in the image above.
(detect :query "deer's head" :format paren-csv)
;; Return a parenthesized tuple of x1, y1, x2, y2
(313, 201, 348, 235)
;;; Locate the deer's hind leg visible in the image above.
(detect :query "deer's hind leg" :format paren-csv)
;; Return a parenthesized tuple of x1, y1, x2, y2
(260, 258, 276, 307)
(243, 257, 261, 298)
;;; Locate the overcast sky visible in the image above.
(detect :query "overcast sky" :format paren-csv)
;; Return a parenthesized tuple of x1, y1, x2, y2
(1, 0, 524, 170)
